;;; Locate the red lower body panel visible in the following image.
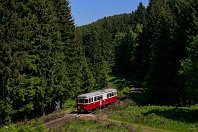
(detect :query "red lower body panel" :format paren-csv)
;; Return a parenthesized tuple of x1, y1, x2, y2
(77, 96, 117, 112)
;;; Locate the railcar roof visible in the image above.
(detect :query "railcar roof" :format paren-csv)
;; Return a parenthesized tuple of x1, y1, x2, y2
(77, 88, 117, 98)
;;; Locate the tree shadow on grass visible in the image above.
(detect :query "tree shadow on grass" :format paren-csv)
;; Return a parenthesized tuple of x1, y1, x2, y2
(143, 107, 198, 123)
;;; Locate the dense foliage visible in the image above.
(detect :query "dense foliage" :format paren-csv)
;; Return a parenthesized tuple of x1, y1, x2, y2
(0, 0, 197, 125)
(0, 0, 88, 124)
(77, 0, 198, 106)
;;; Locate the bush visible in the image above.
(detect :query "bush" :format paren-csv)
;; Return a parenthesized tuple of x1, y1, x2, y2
(0, 124, 17, 132)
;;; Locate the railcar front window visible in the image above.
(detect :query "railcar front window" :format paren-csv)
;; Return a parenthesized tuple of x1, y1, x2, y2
(78, 99, 84, 103)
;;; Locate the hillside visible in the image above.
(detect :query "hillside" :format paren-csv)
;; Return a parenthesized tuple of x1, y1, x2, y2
(0, 0, 198, 127)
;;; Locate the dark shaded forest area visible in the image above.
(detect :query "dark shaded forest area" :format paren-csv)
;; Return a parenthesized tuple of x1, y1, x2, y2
(0, 0, 198, 124)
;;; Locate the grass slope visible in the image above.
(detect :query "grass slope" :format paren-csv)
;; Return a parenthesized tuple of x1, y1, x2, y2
(1, 76, 197, 132)
(109, 105, 198, 132)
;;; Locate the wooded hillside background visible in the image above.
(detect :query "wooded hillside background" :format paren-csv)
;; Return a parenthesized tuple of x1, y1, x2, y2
(0, 0, 197, 124)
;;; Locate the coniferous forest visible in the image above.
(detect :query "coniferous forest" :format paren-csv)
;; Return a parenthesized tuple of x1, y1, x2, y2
(0, 0, 198, 125)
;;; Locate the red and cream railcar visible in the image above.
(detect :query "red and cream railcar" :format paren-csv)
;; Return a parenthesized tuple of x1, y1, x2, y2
(77, 88, 118, 113)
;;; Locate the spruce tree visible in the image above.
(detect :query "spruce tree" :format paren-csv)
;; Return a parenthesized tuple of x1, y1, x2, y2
(82, 26, 107, 88)
(53, 0, 87, 99)
(0, 0, 67, 123)
(99, 19, 115, 74)
(145, 0, 186, 105)
(179, 0, 198, 104)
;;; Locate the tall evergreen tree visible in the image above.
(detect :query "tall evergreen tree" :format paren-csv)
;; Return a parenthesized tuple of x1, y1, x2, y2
(99, 19, 115, 74)
(179, 0, 198, 104)
(145, 0, 188, 105)
(82, 26, 107, 88)
(53, 0, 85, 100)
(0, 0, 67, 123)
(0, 0, 15, 123)
(134, 2, 146, 25)
(75, 31, 95, 93)
(130, 2, 147, 80)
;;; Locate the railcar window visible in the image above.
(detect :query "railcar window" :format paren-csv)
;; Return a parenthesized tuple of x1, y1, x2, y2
(78, 99, 84, 103)
(100, 95, 103, 100)
(92, 97, 93, 102)
(94, 97, 97, 101)
(85, 99, 88, 103)
(112, 92, 114, 96)
(97, 96, 100, 100)
(89, 98, 91, 103)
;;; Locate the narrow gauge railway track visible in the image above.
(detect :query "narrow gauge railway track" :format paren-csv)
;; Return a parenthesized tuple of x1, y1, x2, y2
(45, 112, 107, 131)
(45, 99, 123, 130)
(45, 87, 139, 130)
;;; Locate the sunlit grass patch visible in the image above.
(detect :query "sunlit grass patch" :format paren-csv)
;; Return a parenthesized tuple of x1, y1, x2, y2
(109, 105, 198, 132)
(0, 119, 47, 132)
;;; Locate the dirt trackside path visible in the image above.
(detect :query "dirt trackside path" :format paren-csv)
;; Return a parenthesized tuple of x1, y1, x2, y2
(45, 110, 173, 132)
(45, 113, 76, 130)
(45, 111, 107, 131)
